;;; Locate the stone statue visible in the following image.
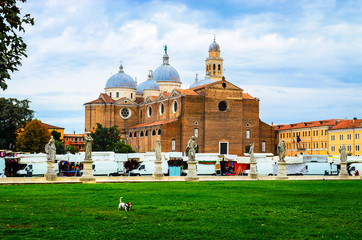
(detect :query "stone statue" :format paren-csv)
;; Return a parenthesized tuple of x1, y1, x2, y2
(186, 136, 197, 161)
(277, 139, 286, 162)
(45, 136, 56, 162)
(249, 143, 255, 163)
(84, 133, 93, 160)
(155, 140, 162, 161)
(339, 144, 347, 163)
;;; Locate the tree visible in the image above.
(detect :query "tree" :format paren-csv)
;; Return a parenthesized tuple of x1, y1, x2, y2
(51, 130, 61, 141)
(66, 145, 78, 154)
(0, 97, 33, 149)
(16, 119, 51, 153)
(0, 0, 34, 90)
(91, 123, 135, 153)
(55, 140, 64, 154)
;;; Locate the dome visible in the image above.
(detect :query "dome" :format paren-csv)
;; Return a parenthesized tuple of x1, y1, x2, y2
(136, 71, 160, 95)
(105, 65, 136, 89)
(153, 52, 181, 82)
(190, 74, 214, 88)
(209, 39, 220, 52)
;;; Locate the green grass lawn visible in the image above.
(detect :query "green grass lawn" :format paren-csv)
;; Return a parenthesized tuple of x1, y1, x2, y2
(0, 181, 361, 240)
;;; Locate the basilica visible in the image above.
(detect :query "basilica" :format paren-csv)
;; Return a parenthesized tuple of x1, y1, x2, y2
(84, 38, 275, 155)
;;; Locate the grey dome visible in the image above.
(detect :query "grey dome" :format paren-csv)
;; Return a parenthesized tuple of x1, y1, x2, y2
(190, 75, 214, 88)
(209, 39, 220, 52)
(105, 65, 136, 89)
(153, 52, 181, 82)
(136, 71, 160, 94)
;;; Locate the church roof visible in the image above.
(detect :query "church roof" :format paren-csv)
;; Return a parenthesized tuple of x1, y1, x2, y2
(175, 89, 199, 96)
(242, 93, 254, 99)
(85, 93, 115, 105)
(105, 65, 136, 89)
(128, 118, 179, 129)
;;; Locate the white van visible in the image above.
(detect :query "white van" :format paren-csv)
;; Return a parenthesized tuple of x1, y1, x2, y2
(348, 163, 362, 176)
(17, 162, 59, 177)
(91, 161, 122, 176)
(197, 163, 217, 175)
(305, 162, 338, 175)
(256, 162, 275, 176)
(130, 161, 168, 176)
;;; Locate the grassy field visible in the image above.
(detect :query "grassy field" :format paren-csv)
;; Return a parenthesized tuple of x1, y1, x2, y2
(0, 181, 361, 240)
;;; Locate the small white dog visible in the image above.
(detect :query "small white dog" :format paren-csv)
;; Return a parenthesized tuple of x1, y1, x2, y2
(118, 197, 132, 211)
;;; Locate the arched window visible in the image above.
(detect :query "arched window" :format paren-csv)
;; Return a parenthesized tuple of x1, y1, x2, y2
(213, 64, 216, 70)
(159, 103, 165, 115)
(218, 64, 221, 72)
(152, 130, 156, 136)
(145, 130, 148, 137)
(140, 131, 144, 137)
(134, 132, 137, 138)
(140, 110, 143, 120)
(110, 92, 112, 98)
(131, 93, 133, 99)
(129, 132, 132, 138)
(148, 106, 152, 117)
(157, 129, 161, 135)
(172, 100, 178, 113)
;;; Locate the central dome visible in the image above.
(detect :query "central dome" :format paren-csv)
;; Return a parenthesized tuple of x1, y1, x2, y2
(105, 65, 136, 89)
(209, 39, 220, 52)
(153, 53, 181, 83)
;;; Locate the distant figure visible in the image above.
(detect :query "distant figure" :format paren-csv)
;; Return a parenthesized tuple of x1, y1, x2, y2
(277, 140, 286, 162)
(355, 170, 359, 176)
(186, 136, 197, 161)
(45, 136, 56, 162)
(339, 145, 347, 163)
(249, 143, 255, 163)
(84, 133, 93, 160)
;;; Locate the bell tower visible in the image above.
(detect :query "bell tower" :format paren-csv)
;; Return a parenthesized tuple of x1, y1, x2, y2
(205, 36, 223, 81)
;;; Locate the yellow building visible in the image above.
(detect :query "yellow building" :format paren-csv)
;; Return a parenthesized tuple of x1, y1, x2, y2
(274, 119, 341, 157)
(328, 119, 362, 156)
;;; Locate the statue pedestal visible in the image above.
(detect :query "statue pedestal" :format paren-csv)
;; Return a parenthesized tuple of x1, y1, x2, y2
(153, 160, 164, 180)
(339, 163, 349, 178)
(277, 162, 288, 180)
(45, 161, 57, 181)
(186, 160, 199, 182)
(249, 162, 258, 179)
(80, 159, 96, 183)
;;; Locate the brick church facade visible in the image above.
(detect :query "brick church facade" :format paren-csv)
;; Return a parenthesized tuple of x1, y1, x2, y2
(84, 39, 275, 155)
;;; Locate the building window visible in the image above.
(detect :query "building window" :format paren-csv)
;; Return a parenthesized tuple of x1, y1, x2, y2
(148, 106, 152, 117)
(152, 130, 156, 136)
(347, 134, 351, 140)
(120, 108, 131, 119)
(293, 132, 295, 137)
(140, 131, 144, 137)
(145, 130, 148, 137)
(66, 138, 68, 141)
(262, 141, 266, 152)
(321, 130, 323, 136)
(131, 93, 133, 98)
(133, 132, 137, 138)
(246, 123, 250, 127)
(246, 130, 250, 139)
(331, 145, 335, 152)
(218, 101, 227, 111)
(356, 133, 360, 139)
(140, 110, 143, 120)
(116, 92, 119, 98)
(129, 132, 132, 138)
(78, 145, 81, 150)
(331, 135, 335, 141)
(339, 134, 343, 141)
(157, 129, 161, 135)
(172, 139, 176, 151)
(194, 128, 199, 138)
(356, 144, 360, 152)
(172, 100, 178, 113)
(159, 103, 165, 115)
(110, 92, 112, 98)
(347, 145, 351, 152)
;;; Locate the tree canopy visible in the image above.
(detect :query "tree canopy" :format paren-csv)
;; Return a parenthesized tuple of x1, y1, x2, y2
(0, 97, 33, 149)
(0, 0, 34, 90)
(16, 119, 51, 153)
(91, 123, 135, 153)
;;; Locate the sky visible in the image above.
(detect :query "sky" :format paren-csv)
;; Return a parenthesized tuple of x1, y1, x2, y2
(3, 0, 362, 133)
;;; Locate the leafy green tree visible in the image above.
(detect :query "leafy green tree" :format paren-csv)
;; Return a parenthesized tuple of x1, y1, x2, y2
(91, 123, 135, 153)
(51, 130, 61, 141)
(55, 140, 64, 154)
(66, 145, 78, 154)
(16, 119, 51, 153)
(0, 97, 34, 149)
(0, 0, 34, 90)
